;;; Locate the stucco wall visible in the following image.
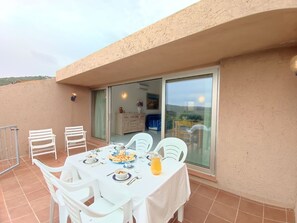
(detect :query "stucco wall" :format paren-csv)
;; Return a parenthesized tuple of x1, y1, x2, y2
(0, 79, 91, 157)
(2, 47, 296, 208)
(217, 47, 297, 207)
(295, 203, 297, 222)
(56, 0, 297, 85)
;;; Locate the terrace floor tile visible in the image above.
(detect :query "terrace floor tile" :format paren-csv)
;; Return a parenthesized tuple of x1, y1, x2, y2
(0, 151, 294, 223)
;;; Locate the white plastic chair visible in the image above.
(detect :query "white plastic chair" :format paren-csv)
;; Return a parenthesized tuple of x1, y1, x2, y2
(153, 137, 188, 162)
(125, 133, 153, 152)
(52, 177, 133, 223)
(33, 159, 93, 223)
(28, 128, 57, 164)
(65, 126, 87, 156)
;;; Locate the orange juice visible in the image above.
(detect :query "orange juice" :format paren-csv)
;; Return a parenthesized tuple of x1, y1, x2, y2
(151, 157, 162, 175)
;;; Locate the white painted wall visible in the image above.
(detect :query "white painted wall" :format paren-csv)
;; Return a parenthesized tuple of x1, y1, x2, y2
(111, 79, 162, 134)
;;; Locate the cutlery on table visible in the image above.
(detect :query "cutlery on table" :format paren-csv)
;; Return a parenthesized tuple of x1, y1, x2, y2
(127, 176, 142, 185)
(106, 171, 114, 177)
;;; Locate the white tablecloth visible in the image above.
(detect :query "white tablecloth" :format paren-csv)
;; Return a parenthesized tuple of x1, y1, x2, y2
(62, 146, 191, 223)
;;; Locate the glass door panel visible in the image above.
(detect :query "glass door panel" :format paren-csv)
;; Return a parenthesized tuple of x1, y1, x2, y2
(91, 89, 107, 140)
(165, 75, 214, 169)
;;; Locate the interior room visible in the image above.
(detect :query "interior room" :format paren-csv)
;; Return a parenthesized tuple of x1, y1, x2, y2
(110, 79, 162, 149)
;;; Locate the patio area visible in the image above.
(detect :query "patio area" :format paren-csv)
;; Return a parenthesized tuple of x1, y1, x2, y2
(0, 151, 295, 223)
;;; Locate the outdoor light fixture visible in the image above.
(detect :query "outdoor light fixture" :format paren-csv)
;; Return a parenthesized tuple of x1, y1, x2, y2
(290, 55, 297, 76)
(71, 93, 77, 102)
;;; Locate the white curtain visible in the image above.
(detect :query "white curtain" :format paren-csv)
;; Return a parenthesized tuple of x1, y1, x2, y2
(93, 90, 106, 140)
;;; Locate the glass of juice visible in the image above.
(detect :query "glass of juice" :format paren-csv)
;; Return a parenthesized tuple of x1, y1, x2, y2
(150, 152, 162, 175)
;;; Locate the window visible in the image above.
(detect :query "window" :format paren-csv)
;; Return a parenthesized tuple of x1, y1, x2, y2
(163, 67, 219, 174)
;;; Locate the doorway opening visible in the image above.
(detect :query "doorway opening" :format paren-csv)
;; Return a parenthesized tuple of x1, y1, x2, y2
(109, 79, 162, 149)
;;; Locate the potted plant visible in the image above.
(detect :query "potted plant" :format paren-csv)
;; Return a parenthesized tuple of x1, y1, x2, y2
(136, 100, 143, 113)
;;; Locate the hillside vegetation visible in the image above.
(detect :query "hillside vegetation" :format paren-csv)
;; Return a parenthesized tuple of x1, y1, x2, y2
(0, 76, 52, 86)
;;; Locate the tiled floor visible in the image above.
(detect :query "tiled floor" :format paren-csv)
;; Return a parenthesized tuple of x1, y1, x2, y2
(172, 183, 295, 223)
(0, 151, 295, 223)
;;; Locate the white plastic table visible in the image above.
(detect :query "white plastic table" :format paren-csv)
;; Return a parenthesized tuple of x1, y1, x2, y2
(62, 146, 191, 223)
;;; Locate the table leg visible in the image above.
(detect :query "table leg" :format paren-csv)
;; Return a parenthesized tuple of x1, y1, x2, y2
(178, 205, 184, 222)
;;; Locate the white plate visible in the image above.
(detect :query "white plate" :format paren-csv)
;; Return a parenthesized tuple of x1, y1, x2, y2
(83, 158, 98, 164)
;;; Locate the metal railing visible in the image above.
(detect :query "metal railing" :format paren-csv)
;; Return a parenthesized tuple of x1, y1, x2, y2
(0, 125, 19, 175)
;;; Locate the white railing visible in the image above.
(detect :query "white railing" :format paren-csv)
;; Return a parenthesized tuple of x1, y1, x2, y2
(0, 125, 19, 175)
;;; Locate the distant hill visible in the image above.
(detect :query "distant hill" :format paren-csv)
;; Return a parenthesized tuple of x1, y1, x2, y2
(0, 76, 53, 86)
(166, 104, 212, 128)
(166, 104, 211, 116)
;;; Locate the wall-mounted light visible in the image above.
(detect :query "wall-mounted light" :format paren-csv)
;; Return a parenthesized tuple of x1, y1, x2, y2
(121, 92, 128, 99)
(290, 55, 297, 76)
(71, 93, 77, 102)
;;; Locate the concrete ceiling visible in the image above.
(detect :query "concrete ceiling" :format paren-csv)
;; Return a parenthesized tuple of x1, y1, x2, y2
(56, 7, 297, 88)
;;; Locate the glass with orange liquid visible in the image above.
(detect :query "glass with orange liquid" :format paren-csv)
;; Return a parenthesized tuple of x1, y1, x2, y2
(150, 153, 162, 175)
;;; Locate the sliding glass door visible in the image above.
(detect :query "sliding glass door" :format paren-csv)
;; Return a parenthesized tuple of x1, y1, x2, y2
(91, 67, 218, 174)
(91, 89, 107, 140)
(163, 68, 218, 174)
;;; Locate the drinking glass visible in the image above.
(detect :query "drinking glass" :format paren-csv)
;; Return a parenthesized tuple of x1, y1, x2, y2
(150, 152, 162, 175)
(124, 159, 134, 169)
(137, 148, 146, 162)
(109, 141, 116, 153)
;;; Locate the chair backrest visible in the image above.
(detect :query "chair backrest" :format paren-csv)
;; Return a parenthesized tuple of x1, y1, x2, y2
(57, 186, 82, 223)
(53, 178, 132, 223)
(125, 133, 153, 152)
(29, 128, 54, 141)
(65, 126, 85, 137)
(154, 137, 188, 162)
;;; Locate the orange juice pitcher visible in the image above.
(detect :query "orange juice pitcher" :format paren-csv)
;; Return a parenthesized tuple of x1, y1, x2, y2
(150, 152, 162, 175)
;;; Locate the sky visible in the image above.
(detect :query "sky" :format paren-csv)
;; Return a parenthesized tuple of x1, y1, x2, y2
(0, 0, 198, 78)
(166, 76, 213, 107)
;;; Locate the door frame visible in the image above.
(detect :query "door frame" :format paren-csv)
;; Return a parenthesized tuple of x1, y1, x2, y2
(100, 66, 220, 175)
(161, 66, 220, 175)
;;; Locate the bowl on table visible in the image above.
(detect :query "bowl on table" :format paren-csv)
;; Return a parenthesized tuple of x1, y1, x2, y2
(85, 154, 97, 164)
(115, 169, 128, 180)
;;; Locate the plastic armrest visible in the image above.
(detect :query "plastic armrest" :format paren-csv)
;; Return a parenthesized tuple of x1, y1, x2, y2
(89, 197, 132, 217)
(44, 165, 64, 173)
(53, 177, 96, 192)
